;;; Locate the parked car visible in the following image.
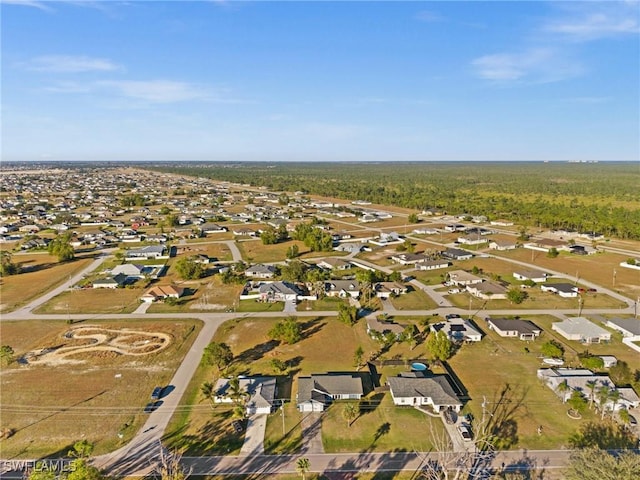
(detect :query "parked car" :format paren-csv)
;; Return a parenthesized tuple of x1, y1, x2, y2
(144, 401, 162, 413)
(458, 424, 473, 440)
(444, 409, 456, 425)
(151, 386, 164, 400)
(448, 288, 461, 294)
(629, 414, 638, 426)
(232, 420, 244, 432)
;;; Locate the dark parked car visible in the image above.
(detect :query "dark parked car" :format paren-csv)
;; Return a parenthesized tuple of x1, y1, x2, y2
(444, 409, 456, 425)
(151, 386, 164, 400)
(232, 420, 244, 432)
(144, 401, 162, 413)
(629, 414, 638, 426)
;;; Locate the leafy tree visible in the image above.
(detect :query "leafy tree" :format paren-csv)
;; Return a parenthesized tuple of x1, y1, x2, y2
(337, 303, 358, 326)
(427, 330, 453, 361)
(296, 458, 311, 480)
(388, 270, 402, 282)
(286, 244, 299, 259)
(0, 251, 20, 276)
(547, 247, 559, 258)
(174, 256, 205, 280)
(279, 260, 307, 282)
(579, 354, 604, 370)
(260, 226, 278, 245)
(68, 439, 93, 458)
(567, 390, 587, 414)
(609, 360, 632, 386)
(506, 287, 527, 304)
(342, 402, 359, 427)
(270, 358, 288, 374)
(269, 316, 302, 344)
(48, 234, 75, 262)
(402, 324, 419, 350)
(0, 345, 14, 365)
(565, 447, 640, 480)
(408, 213, 419, 223)
(202, 342, 233, 370)
(26, 469, 56, 480)
(540, 340, 564, 358)
(66, 459, 105, 480)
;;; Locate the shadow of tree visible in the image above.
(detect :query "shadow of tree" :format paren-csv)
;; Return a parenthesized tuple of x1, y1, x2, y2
(569, 420, 637, 449)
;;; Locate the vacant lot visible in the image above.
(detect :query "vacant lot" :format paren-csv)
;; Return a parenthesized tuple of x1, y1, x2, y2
(34, 287, 144, 314)
(493, 249, 640, 299)
(147, 277, 244, 313)
(0, 318, 201, 458)
(237, 240, 306, 263)
(390, 287, 438, 311)
(0, 254, 94, 313)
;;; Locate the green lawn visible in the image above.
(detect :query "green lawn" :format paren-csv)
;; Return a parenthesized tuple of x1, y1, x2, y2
(297, 296, 348, 311)
(321, 393, 447, 453)
(236, 299, 284, 312)
(264, 403, 303, 454)
(390, 288, 438, 310)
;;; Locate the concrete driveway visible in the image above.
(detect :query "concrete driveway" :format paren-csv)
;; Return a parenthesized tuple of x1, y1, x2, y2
(301, 412, 324, 454)
(240, 414, 267, 455)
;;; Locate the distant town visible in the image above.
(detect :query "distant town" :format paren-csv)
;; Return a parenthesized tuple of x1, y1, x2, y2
(1, 162, 639, 479)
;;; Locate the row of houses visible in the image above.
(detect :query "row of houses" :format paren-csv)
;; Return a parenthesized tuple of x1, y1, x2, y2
(213, 370, 463, 416)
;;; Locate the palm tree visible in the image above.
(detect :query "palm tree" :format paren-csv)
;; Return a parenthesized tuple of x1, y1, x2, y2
(556, 380, 570, 403)
(596, 385, 611, 419)
(228, 376, 249, 405)
(296, 458, 310, 480)
(585, 379, 597, 410)
(342, 403, 359, 428)
(608, 389, 621, 418)
(201, 382, 216, 409)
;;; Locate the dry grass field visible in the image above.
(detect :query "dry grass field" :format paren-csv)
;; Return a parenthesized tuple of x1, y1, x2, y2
(492, 249, 640, 299)
(0, 318, 202, 458)
(34, 287, 145, 314)
(390, 288, 438, 311)
(0, 254, 94, 313)
(146, 277, 244, 313)
(174, 242, 233, 261)
(237, 239, 307, 263)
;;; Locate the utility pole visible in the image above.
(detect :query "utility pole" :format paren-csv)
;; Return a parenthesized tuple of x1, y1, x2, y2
(578, 296, 583, 317)
(281, 402, 286, 435)
(612, 269, 616, 288)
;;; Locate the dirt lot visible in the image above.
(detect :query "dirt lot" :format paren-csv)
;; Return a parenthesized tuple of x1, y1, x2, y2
(34, 287, 145, 314)
(0, 318, 201, 458)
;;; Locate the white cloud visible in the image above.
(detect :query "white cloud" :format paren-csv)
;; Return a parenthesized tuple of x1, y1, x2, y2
(472, 48, 582, 83)
(544, 2, 640, 41)
(23, 55, 122, 73)
(1, 0, 52, 11)
(96, 80, 211, 103)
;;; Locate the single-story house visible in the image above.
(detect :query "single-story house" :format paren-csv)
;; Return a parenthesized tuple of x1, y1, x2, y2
(431, 318, 482, 342)
(442, 248, 473, 261)
(390, 253, 430, 265)
(599, 356, 618, 368)
(447, 270, 483, 286)
(245, 264, 277, 279)
(199, 222, 228, 234)
(297, 373, 364, 412)
(317, 258, 352, 270)
(486, 318, 541, 341)
(541, 282, 578, 298)
(126, 245, 166, 260)
(489, 239, 518, 251)
(466, 281, 508, 300)
(524, 238, 567, 253)
(552, 317, 612, 344)
(388, 372, 462, 412)
(513, 269, 548, 283)
(259, 281, 303, 302)
(374, 282, 408, 299)
(111, 263, 147, 279)
(325, 280, 360, 299)
(214, 376, 277, 415)
(416, 259, 451, 271)
(605, 318, 640, 338)
(413, 227, 440, 235)
(141, 285, 185, 302)
(232, 227, 257, 237)
(457, 235, 487, 246)
(92, 274, 127, 289)
(367, 317, 406, 339)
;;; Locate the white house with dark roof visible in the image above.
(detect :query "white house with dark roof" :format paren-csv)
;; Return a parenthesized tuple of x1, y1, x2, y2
(605, 318, 640, 338)
(245, 264, 277, 279)
(388, 373, 462, 412)
(416, 259, 451, 271)
(466, 281, 508, 300)
(125, 245, 166, 260)
(552, 317, 611, 344)
(259, 281, 303, 302)
(297, 373, 364, 412)
(447, 270, 483, 286)
(487, 318, 541, 341)
(513, 269, 548, 283)
(317, 258, 352, 270)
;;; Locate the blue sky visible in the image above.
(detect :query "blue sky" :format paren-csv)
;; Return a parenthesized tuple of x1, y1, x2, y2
(2, 0, 639, 162)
